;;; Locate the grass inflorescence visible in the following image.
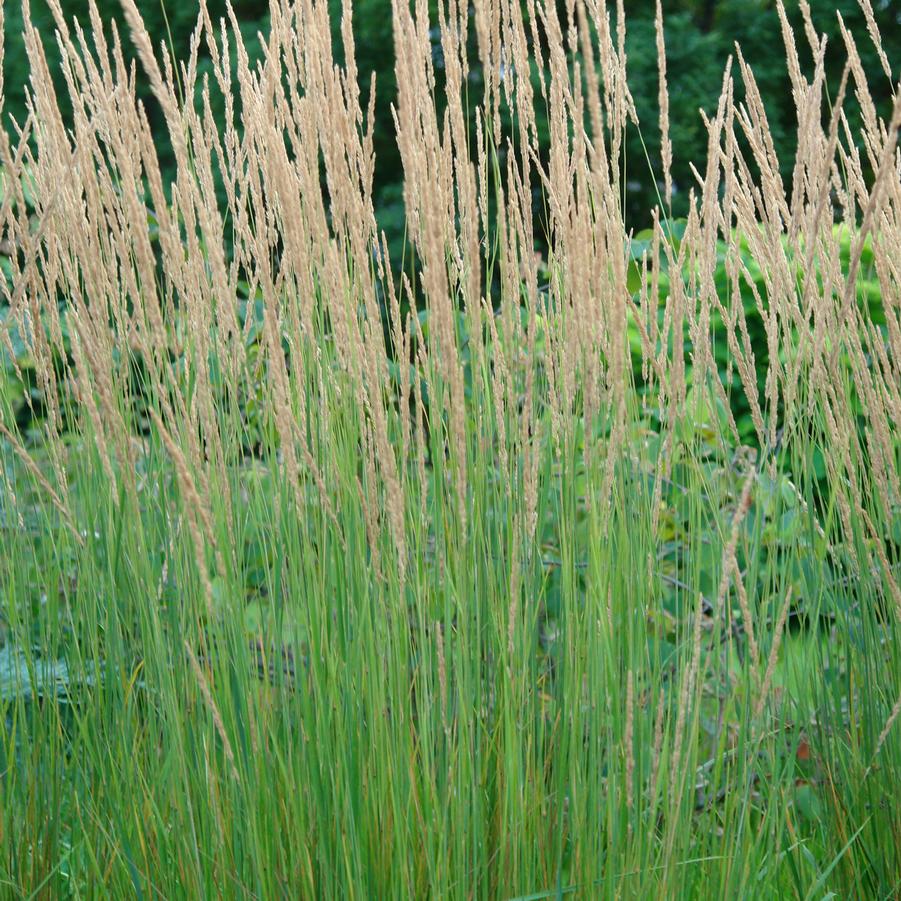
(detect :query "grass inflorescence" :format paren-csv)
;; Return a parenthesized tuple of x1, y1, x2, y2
(0, 0, 900, 896)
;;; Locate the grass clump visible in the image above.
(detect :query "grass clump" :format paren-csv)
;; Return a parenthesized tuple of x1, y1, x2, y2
(1, 0, 900, 896)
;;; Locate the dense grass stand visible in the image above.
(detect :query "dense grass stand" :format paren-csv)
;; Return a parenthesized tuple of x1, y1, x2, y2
(1, 0, 900, 896)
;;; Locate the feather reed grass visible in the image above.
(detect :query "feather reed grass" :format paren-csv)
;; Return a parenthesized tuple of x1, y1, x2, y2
(1, 0, 900, 896)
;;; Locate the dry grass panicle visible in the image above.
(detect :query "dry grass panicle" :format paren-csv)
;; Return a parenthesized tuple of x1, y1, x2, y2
(1, 0, 900, 894)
